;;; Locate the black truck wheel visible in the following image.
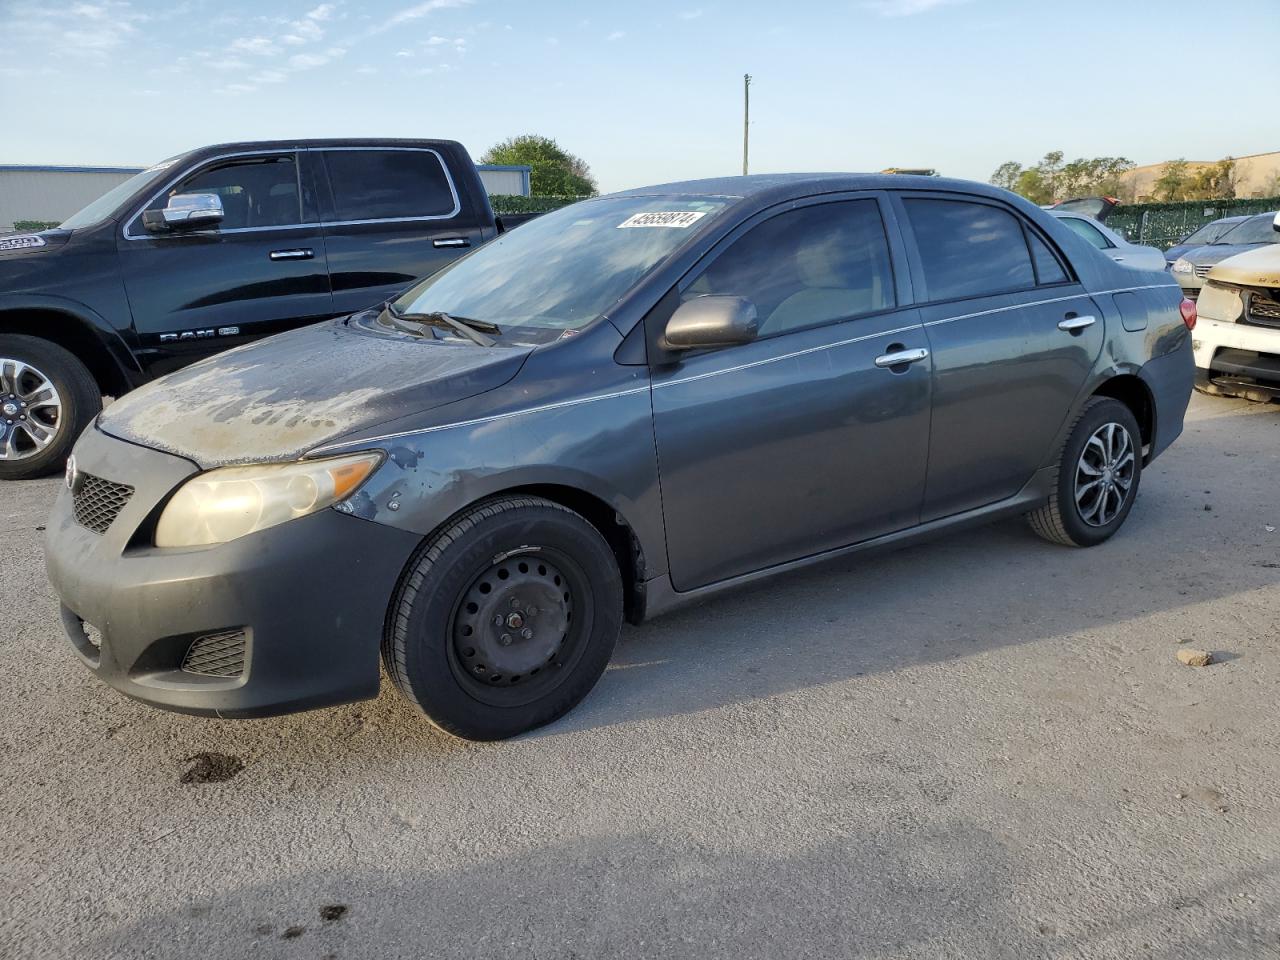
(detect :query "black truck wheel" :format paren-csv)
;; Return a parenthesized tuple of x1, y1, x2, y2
(0, 335, 101, 481)
(1027, 397, 1143, 548)
(383, 496, 624, 741)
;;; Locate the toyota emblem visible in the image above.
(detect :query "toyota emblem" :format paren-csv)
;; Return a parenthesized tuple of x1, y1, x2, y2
(65, 454, 79, 492)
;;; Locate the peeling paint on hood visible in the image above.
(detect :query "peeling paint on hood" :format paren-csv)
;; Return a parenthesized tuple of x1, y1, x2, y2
(98, 317, 531, 467)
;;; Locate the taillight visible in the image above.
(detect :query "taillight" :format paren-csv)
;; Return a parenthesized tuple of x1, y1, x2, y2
(1179, 297, 1197, 330)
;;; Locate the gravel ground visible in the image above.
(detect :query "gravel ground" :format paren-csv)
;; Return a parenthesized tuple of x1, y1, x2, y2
(1, 393, 1278, 960)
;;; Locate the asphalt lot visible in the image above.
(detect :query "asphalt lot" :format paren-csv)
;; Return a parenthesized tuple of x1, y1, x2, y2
(1, 392, 1278, 959)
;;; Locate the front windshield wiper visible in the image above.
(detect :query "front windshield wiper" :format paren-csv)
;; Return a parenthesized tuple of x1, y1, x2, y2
(383, 302, 499, 347)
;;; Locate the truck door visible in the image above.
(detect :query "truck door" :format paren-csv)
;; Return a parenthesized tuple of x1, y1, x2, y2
(313, 147, 488, 314)
(117, 151, 332, 375)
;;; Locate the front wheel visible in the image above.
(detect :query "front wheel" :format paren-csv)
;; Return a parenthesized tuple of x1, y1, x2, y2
(0, 334, 101, 481)
(1027, 397, 1143, 547)
(383, 496, 624, 741)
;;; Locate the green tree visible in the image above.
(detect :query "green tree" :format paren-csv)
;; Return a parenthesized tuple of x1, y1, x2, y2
(989, 161, 1023, 192)
(480, 135, 598, 196)
(1013, 168, 1054, 205)
(1185, 158, 1236, 200)
(1153, 159, 1191, 201)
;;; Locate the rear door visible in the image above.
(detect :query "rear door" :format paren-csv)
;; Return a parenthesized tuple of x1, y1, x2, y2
(893, 193, 1105, 521)
(650, 194, 932, 591)
(118, 151, 332, 375)
(315, 147, 486, 314)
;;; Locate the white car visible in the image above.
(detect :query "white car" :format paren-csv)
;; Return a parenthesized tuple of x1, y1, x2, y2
(1192, 212, 1280, 402)
(1049, 210, 1168, 273)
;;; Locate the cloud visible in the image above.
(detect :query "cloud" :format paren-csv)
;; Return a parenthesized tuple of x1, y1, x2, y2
(230, 36, 277, 55)
(288, 46, 345, 69)
(206, 56, 248, 71)
(249, 69, 287, 84)
(862, 0, 970, 16)
(372, 0, 471, 34)
(3, 0, 149, 58)
(678, 8, 704, 19)
(607, 30, 624, 40)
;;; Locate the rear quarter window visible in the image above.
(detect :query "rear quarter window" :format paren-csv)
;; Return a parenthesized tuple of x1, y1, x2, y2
(322, 149, 457, 221)
(903, 198, 1036, 301)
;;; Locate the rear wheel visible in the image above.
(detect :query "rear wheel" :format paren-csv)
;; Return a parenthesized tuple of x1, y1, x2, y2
(0, 335, 100, 481)
(383, 496, 623, 741)
(1027, 397, 1143, 547)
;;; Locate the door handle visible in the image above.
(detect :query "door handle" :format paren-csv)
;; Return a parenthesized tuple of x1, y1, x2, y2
(433, 237, 470, 249)
(269, 248, 313, 261)
(874, 347, 929, 369)
(1058, 314, 1097, 333)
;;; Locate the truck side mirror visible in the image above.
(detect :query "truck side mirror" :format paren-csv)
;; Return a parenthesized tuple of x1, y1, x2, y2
(142, 193, 225, 233)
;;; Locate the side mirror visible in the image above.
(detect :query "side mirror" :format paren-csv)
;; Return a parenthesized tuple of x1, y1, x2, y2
(661, 295, 758, 351)
(1273, 211, 1279, 233)
(141, 192, 224, 233)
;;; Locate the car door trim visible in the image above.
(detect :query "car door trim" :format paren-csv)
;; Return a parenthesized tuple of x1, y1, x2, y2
(921, 284, 1170, 329)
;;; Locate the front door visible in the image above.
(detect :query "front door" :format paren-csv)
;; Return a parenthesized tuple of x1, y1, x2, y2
(892, 194, 1105, 521)
(650, 195, 932, 592)
(118, 151, 332, 375)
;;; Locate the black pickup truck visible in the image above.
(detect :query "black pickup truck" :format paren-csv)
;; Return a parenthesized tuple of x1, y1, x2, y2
(0, 138, 503, 480)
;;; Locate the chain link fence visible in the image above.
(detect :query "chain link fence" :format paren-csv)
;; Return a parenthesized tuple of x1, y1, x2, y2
(1108, 197, 1280, 250)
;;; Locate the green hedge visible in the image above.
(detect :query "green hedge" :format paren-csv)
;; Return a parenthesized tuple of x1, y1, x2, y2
(13, 220, 60, 232)
(488, 194, 588, 215)
(1108, 197, 1280, 250)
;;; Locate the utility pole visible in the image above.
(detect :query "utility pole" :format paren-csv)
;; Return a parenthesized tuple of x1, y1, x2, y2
(742, 73, 752, 176)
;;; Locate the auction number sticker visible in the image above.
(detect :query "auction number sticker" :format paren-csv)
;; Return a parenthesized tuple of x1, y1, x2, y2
(617, 211, 708, 229)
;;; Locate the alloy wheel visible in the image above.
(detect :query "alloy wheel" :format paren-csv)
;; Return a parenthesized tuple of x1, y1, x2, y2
(1074, 421, 1135, 527)
(0, 357, 62, 461)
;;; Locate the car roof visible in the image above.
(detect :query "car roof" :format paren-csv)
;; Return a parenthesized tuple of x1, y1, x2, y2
(606, 172, 1012, 205)
(182, 138, 466, 157)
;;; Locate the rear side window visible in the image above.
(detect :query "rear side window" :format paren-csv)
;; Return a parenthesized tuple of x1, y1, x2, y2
(1027, 230, 1069, 284)
(903, 198, 1035, 301)
(684, 199, 895, 337)
(323, 150, 456, 221)
(1060, 216, 1112, 250)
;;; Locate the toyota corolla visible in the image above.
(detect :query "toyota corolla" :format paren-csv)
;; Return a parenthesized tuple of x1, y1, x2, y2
(45, 174, 1195, 740)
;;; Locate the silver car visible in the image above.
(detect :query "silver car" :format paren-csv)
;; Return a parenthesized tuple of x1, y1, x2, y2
(1049, 211, 1167, 273)
(1170, 212, 1280, 298)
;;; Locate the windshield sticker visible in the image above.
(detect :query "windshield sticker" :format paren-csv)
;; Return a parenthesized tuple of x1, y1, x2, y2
(617, 211, 708, 229)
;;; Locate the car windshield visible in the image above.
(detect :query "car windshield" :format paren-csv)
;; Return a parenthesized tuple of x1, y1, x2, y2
(57, 156, 184, 230)
(1182, 220, 1236, 245)
(392, 196, 731, 332)
(1213, 214, 1279, 246)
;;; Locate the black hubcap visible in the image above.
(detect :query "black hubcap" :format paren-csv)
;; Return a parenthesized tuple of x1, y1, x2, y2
(453, 555, 573, 686)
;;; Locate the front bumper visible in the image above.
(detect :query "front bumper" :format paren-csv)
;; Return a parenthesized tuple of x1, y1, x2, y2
(1192, 316, 1280, 399)
(45, 425, 422, 718)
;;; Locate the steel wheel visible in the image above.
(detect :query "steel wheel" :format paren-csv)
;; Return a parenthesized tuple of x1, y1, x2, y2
(0, 357, 63, 461)
(447, 548, 587, 707)
(1074, 421, 1135, 528)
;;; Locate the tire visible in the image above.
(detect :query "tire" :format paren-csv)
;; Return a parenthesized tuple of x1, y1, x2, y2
(382, 496, 624, 741)
(1027, 397, 1143, 548)
(0, 334, 101, 481)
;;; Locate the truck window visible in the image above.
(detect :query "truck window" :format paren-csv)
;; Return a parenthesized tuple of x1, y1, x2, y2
(148, 155, 300, 231)
(322, 149, 456, 222)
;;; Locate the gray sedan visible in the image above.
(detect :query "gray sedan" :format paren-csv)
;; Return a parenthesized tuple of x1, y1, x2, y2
(45, 173, 1194, 740)
(1170, 212, 1280, 297)
(1049, 210, 1168, 273)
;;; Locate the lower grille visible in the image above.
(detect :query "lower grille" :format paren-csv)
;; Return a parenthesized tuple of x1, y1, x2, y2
(72, 474, 134, 534)
(181, 630, 247, 678)
(1246, 292, 1280, 329)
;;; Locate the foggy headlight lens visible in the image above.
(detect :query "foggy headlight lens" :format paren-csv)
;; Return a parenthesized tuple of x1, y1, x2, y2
(155, 452, 383, 547)
(1172, 258, 1194, 275)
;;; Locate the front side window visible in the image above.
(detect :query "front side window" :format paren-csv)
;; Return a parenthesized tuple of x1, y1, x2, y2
(323, 150, 455, 221)
(1060, 216, 1112, 250)
(146, 155, 299, 231)
(903, 198, 1035, 301)
(684, 199, 895, 336)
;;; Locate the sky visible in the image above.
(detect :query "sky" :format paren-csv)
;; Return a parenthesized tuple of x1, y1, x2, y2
(1, 0, 1278, 193)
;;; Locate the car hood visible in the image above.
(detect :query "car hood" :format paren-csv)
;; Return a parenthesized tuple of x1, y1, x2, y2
(1186, 243, 1269, 266)
(1206, 244, 1280, 287)
(97, 317, 532, 468)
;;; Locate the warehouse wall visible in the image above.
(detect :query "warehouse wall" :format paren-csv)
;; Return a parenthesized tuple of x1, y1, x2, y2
(0, 166, 143, 231)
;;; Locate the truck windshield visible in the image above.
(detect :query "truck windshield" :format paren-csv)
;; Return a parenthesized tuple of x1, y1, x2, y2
(392, 196, 730, 332)
(58, 157, 184, 231)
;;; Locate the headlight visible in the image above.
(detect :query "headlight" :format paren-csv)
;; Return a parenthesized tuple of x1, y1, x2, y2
(155, 452, 383, 547)
(1172, 258, 1194, 275)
